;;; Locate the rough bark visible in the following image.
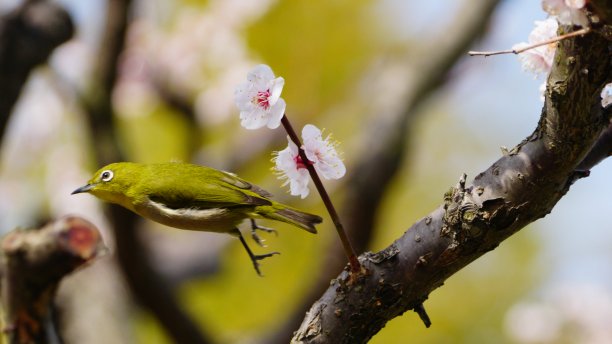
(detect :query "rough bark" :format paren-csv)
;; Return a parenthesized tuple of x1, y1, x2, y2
(291, 7, 612, 344)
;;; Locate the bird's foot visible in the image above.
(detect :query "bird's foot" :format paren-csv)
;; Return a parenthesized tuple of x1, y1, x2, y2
(250, 219, 278, 247)
(249, 251, 280, 276)
(234, 227, 280, 276)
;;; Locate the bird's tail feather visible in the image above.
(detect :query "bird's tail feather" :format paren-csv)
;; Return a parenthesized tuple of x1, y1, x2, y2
(260, 206, 322, 233)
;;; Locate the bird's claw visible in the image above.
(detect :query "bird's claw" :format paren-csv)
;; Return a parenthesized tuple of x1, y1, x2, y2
(250, 219, 278, 247)
(251, 251, 280, 276)
(234, 227, 280, 276)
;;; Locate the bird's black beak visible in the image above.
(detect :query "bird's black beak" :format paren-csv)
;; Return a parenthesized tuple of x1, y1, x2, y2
(71, 184, 94, 195)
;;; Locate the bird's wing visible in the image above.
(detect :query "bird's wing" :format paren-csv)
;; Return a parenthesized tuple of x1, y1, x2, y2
(144, 166, 272, 210)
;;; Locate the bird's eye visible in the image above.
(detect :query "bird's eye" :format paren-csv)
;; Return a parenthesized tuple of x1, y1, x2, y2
(101, 170, 114, 182)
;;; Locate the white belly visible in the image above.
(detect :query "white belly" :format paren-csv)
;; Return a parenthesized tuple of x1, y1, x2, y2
(136, 199, 249, 233)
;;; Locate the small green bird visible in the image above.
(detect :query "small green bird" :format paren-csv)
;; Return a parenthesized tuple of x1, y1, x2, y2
(72, 162, 322, 275)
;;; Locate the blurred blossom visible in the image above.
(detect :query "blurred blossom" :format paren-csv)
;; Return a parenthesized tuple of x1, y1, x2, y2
(44, 143, 112, 245)
(234, 64, 286, 130)
(50, 40, 93, 90)
(2, 77, 65, 169)
(0, 77, 63, 231)
(115, 0, 277, 125)
(513, 18, 558, 77)
(505, 302, 562, 343)
(542, 0, 588, 27)
(112, 20, 158, 119)
(504, 283, 612, 343)
(0, 76, 107, 234)
(601, 83, 612, 108)
(194, 63, 252, 125)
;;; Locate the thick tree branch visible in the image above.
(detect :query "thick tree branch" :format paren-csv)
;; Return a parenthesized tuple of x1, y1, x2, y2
(291, 15, 612, 344)
(0, 217, 105, 344)
(0, 0, 73, 140)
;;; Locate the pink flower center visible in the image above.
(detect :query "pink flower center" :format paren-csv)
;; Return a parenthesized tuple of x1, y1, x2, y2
(254, 89, 271, 110)
(294, 154, 313, 170)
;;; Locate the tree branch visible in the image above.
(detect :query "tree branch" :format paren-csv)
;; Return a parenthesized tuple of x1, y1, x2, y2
(0, 216, 105, 344)
(291, 14, 612, 344)
(0, 0, 74, 140)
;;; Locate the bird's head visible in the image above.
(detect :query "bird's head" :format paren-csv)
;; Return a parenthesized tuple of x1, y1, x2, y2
(72, 162, 142, 208)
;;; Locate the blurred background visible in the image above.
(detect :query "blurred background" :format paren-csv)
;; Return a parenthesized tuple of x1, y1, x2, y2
(0, 0, 611, 343)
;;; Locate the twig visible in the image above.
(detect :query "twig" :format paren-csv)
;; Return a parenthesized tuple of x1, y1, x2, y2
(413, 303, 431, 328)
(280, 116, 362, 274)
(468, 27, 591, 57)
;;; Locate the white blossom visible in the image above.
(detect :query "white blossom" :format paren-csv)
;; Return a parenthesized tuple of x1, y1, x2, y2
(601, 83, 612, 108)
(542, 0, 589, 27)
(273, 139, 311, 198)
(273, 124, 346, 198)
(302, 124, 346, 180)
(504, 283, 612, 344)
(234, 64, 286, 130)
(513, 18, 559, 77)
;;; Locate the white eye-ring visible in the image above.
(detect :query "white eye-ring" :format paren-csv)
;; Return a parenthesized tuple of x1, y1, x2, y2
(100, 170, 114, 182)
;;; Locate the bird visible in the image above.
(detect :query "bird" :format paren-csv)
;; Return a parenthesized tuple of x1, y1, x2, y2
(72, 162, 322, 275)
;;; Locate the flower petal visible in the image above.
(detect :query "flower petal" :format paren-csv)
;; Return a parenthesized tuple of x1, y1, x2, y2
(247, 64, 275, 84)
(240, 108, 269, 129)
(266, 98, 285, 129)
(273, 138, 311, 198)
(301, 124, 346, 180)
(268, 77, 285, 105)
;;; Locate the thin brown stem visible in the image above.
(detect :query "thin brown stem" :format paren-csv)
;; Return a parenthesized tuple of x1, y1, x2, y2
(280, 115, 362, 274)
(468, 27, 591, 57)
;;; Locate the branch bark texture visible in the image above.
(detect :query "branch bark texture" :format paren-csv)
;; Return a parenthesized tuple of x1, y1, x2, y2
(292, 9, 612, 344)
